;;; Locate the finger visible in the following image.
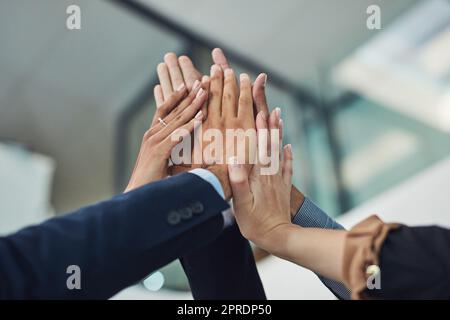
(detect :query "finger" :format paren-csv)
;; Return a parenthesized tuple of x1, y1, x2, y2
(212, 48, 230, 70)
(154, 84, 165, 108)
(164, 52, 185, 90)
(228, 158, 254, 209)
(148, 81, 200, 136)
(269, 108, 281, 130)
(208, 64, 223, 119)
(157, 62, 173, 99)
(279, 118, 284, 142)
(268, 108, 281, 158)
(151, 84, 187, 127)
(162, 111, 204, 157)
(154, 88, 207, 142)
(222, 68, 239, 118)
(252, 73, 269, 116)
(161, 80, 200, 124)
(201, 75, 210, 117)
(238, 73, 254, 120)
(255, 111, 269, 165)
(282, 144, 293, 187)
(178, 55, 201, 89)
(156, 85, 187, 118)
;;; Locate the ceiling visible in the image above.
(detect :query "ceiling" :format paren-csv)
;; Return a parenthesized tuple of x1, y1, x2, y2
(138, 0, 419, 95)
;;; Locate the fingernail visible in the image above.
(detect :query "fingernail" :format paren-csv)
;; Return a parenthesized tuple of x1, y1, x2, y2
(224, 68, 234, 77)
(286, 144, 292, 155)
(279, 119, 283, 128)
(275, 107, 281, 118)
(177, 84, 185, 92)
(261, 111, 267, 120)
(202, 75, 209, 83)
(192, 80, 200, 90)
(228, 156, 239, 166)
(210, 65, 219, 75)
(240, 73, 249, 82)
(196, 88, 204, 98)
(195, 110, 203, 119)
(262, 74, 267, 87)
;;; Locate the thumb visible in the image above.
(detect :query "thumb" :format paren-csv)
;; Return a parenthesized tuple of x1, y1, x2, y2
(228, 157, 253, 209)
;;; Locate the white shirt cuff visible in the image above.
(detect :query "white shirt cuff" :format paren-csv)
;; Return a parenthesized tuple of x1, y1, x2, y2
(189, 168, 235, 228)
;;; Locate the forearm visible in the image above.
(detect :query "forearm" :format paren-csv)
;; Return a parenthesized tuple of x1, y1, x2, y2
(0, 173, 228, 299)
(267, 224, 347, 284)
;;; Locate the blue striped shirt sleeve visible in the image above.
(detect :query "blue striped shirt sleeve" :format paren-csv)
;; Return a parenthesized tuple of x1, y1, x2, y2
(292, 197, 351, 300)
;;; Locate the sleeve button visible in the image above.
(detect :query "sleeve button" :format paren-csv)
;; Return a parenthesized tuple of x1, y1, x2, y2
(179, 207, 193, 219)
(190, 201, 204, 214)
(167, 211, 181, 226)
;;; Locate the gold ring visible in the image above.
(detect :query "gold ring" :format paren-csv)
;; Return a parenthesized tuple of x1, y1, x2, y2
(158, 117, 168, 127)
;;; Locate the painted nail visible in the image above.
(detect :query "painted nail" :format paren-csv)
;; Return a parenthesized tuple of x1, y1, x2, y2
(177, 84, 185, 92)
(195, 110, 203, 119)
(196, 88, 204, 98)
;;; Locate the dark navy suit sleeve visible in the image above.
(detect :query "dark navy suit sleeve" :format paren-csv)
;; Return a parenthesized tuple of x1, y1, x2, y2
(181, 224, 266, 300)
(0, 173, 228, 299)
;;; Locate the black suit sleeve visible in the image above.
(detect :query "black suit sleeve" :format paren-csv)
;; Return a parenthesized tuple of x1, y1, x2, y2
(0, 173, 229, 299)
(367, 225, 450, 299)
(181, 224, 266, 300)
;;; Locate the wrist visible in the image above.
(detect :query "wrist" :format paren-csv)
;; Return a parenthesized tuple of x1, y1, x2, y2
(263, 223, 304, 260)
(207, 165, 231, 200)
(254, 223, 296, 256)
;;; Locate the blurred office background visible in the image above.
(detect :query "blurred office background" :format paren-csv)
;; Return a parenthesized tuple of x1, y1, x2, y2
(1, 0, 449, 298)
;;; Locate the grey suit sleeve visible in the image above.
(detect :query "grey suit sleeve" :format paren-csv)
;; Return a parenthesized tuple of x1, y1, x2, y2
(292, 197, 351, 300)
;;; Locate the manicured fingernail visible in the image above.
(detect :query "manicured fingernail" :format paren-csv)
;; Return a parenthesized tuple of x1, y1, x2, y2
(202, 75, 209, 82)
(192, 80, 200, 90)
(177, 84, 185, 91)
(196, 88, 204, 98)
(279, 119, 283, 128)
(275, 107, 281, 117)
(195, 110, 203, 119)
(224, 68, 234, 77)
(262, 74, 267, 87)
(240, 73, 249, 82)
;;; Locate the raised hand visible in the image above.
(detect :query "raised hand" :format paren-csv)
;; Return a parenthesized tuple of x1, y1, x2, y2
(154, 50, 302, 211)
(202, 66, 256, 169)
(125, 83, 207, 192)
(227, 108, 293, 253)
(212, 48, 305, 217)
(169, 66, 257, 199)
